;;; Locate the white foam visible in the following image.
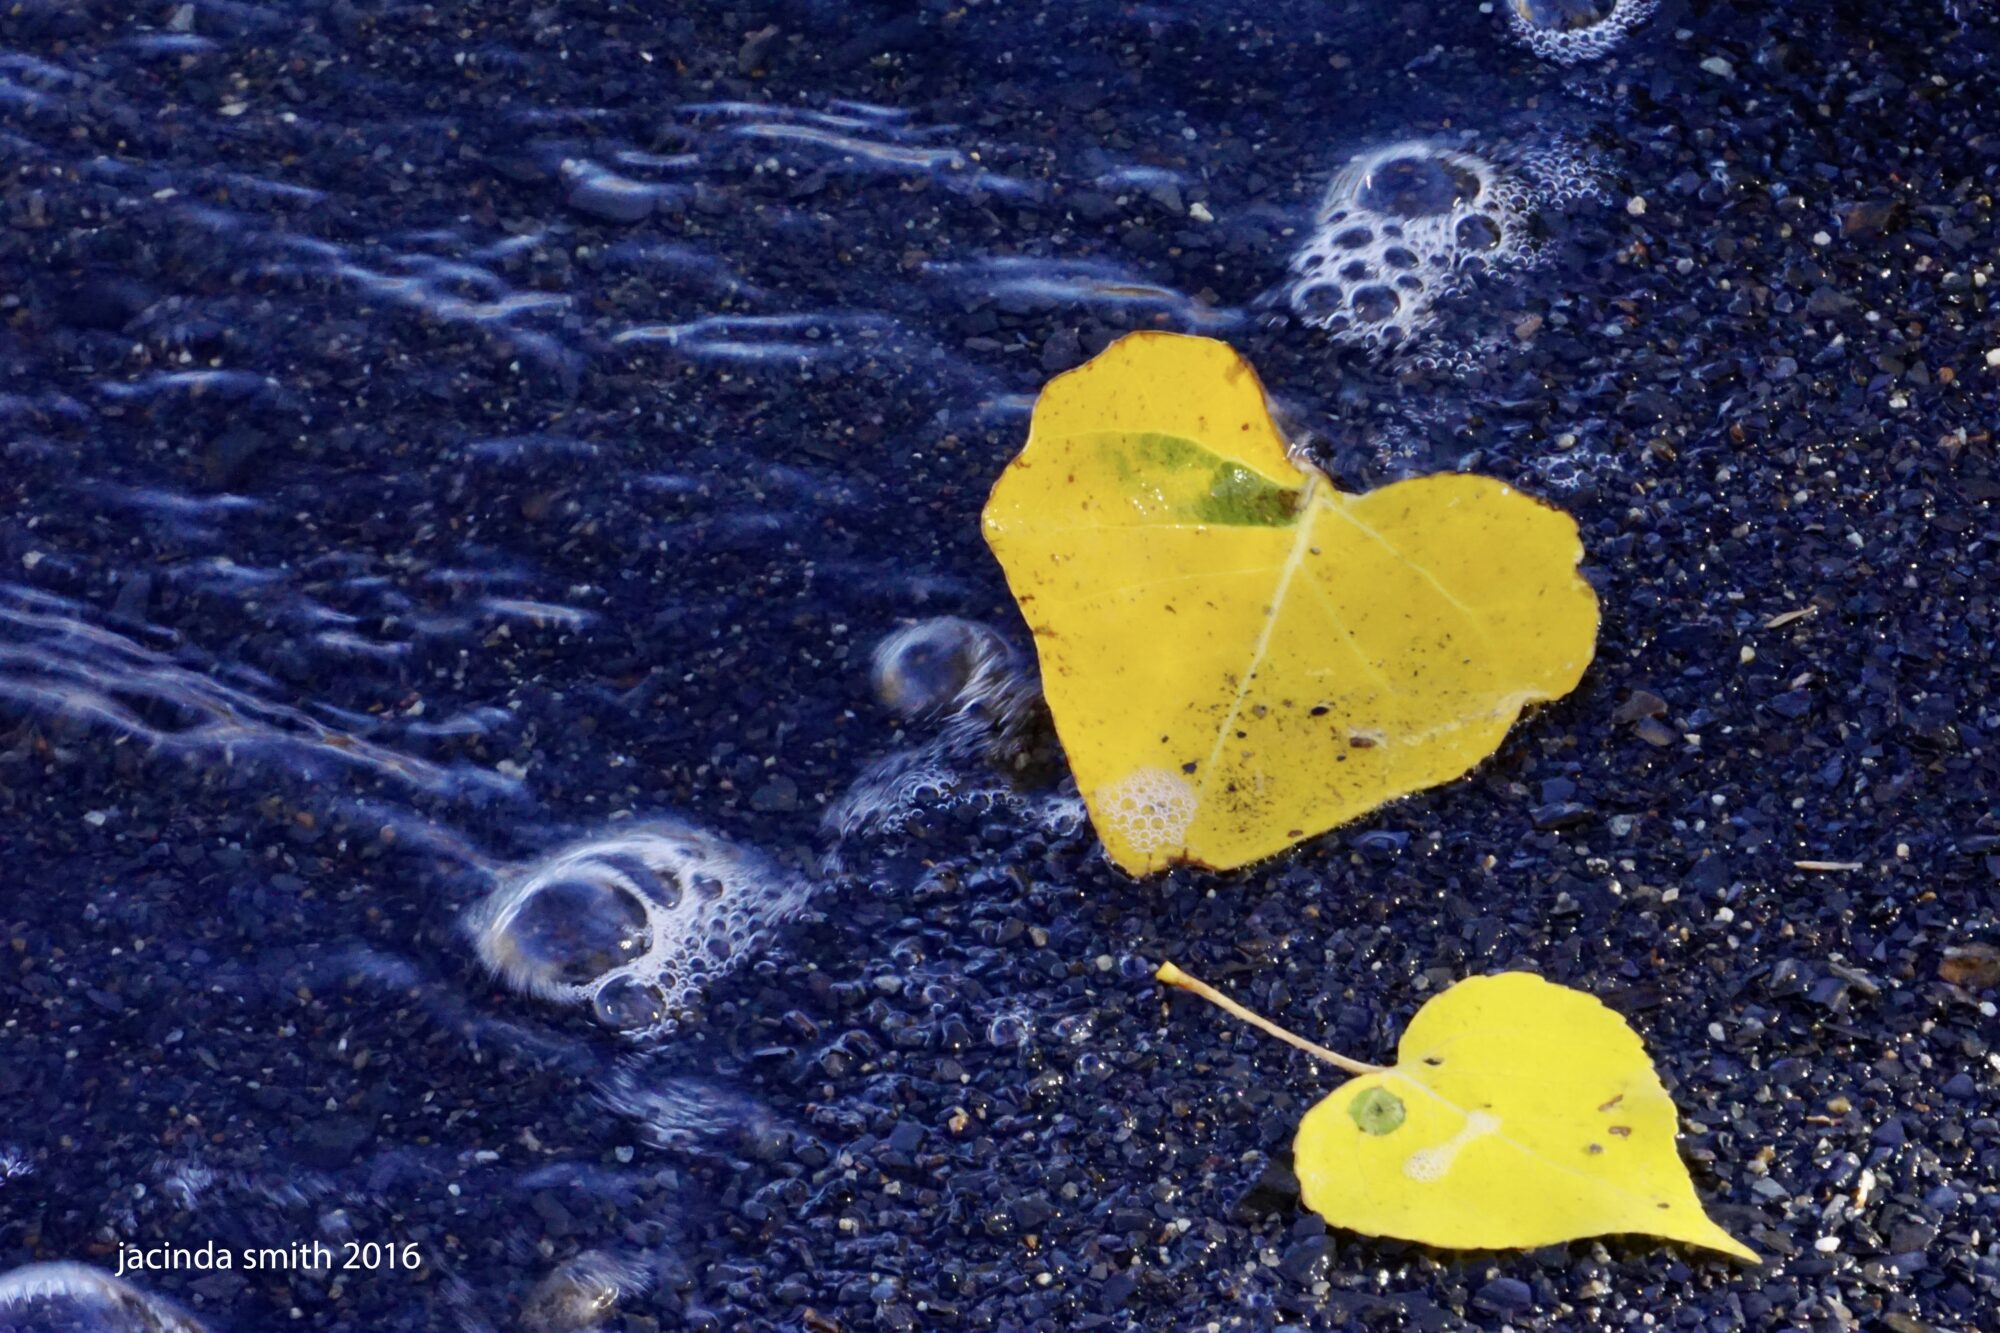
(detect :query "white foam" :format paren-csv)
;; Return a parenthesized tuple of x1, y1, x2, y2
(1287, 142, 1528, 347)
(1287, 138, 1604, 353)
(1402, 1109, 1502, 1183)
(1505, 0, 1657, 65)
(822, 617, 1048, 861)
(469, 824, 809, 1039)
(1096, 767, 1198, 857)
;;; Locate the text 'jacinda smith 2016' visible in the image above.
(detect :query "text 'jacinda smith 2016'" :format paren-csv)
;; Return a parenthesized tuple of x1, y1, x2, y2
(115, 1240, 423, 1278)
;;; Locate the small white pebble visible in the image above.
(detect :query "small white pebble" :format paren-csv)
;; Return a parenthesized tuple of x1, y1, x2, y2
(1701, 56, 1735, 78)
(1740, 646, 1756, 664)
(1814, 1236, 1841, 1253)
(83, 811, 108, 827)
(1189, 201, 1214, 223)
(1626, 195, 1647, 216)
(1985, 348, 2000, 368)
(1812, 230, 1832, 246)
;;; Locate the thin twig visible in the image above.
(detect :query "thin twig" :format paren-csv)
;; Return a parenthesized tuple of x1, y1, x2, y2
(1155, 961, 1385, 1076)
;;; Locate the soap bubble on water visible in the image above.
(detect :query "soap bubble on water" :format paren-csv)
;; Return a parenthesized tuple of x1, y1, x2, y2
(469, 824, 810, 1039)
(0, 1263, 208, 1333)
(869, 617, 1012, 722)
(1504, 0, 1657, 65)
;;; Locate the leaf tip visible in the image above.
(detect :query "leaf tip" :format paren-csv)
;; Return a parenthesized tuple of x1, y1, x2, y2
(1703, 1226, 1762, 1266)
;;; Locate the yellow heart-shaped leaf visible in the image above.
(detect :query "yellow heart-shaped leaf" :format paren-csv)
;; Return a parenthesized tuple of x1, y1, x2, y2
(1296, 972, 1757, 1260)
(982, 332, 1599, 875)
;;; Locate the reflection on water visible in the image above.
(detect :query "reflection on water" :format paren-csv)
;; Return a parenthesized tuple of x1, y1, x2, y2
(0, 1263, 208, 1333)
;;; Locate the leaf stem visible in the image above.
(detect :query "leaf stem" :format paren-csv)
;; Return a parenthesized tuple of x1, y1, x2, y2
(1155, 961, 1386, 1076)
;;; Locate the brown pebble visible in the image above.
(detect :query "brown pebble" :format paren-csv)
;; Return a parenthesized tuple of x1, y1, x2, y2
(1939, 944, 2000, 990)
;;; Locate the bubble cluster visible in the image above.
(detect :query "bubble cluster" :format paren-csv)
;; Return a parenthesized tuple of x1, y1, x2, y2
(0, 1263, 208, 1333)
(823, 617, 1054, 864)
(470, 824, 808, 1038)
(1504, 0, 1656, 64)
(1288, 143, 1528, 345)
(1288, 138, 1605, 352)
(1097, 767, 1198, 857)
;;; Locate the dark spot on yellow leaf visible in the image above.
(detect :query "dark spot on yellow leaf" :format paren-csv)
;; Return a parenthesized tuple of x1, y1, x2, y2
(1586, 1143, 1603, 1155)
(1609, 1125, 1631, 1138)
(1598, 1094, 1624, 1112)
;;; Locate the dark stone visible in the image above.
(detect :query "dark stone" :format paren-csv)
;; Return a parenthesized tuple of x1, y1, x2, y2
(293, 1115, 376, 1170)
(1473, 1278, 1535, 1315)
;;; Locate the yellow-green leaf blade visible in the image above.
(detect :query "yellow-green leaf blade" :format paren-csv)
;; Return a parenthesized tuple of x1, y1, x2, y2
(982, 331, 1599, 875)
(1293, 973, 1758, 1261)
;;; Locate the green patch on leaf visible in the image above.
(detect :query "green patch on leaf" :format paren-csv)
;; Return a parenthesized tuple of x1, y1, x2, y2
(1349, 1086, 1406, 1136)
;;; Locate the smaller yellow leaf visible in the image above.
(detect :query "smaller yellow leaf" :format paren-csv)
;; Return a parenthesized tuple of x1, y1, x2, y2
(1301, 973, 1755, 1260)
(1160, 965, 1757, 1262)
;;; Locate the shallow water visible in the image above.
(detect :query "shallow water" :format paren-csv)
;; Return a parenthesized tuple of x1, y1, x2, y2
(4, 1, 1999, 1330)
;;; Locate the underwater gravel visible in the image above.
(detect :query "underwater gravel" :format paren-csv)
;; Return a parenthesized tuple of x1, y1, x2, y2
(1, 1, 1998, 1330)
